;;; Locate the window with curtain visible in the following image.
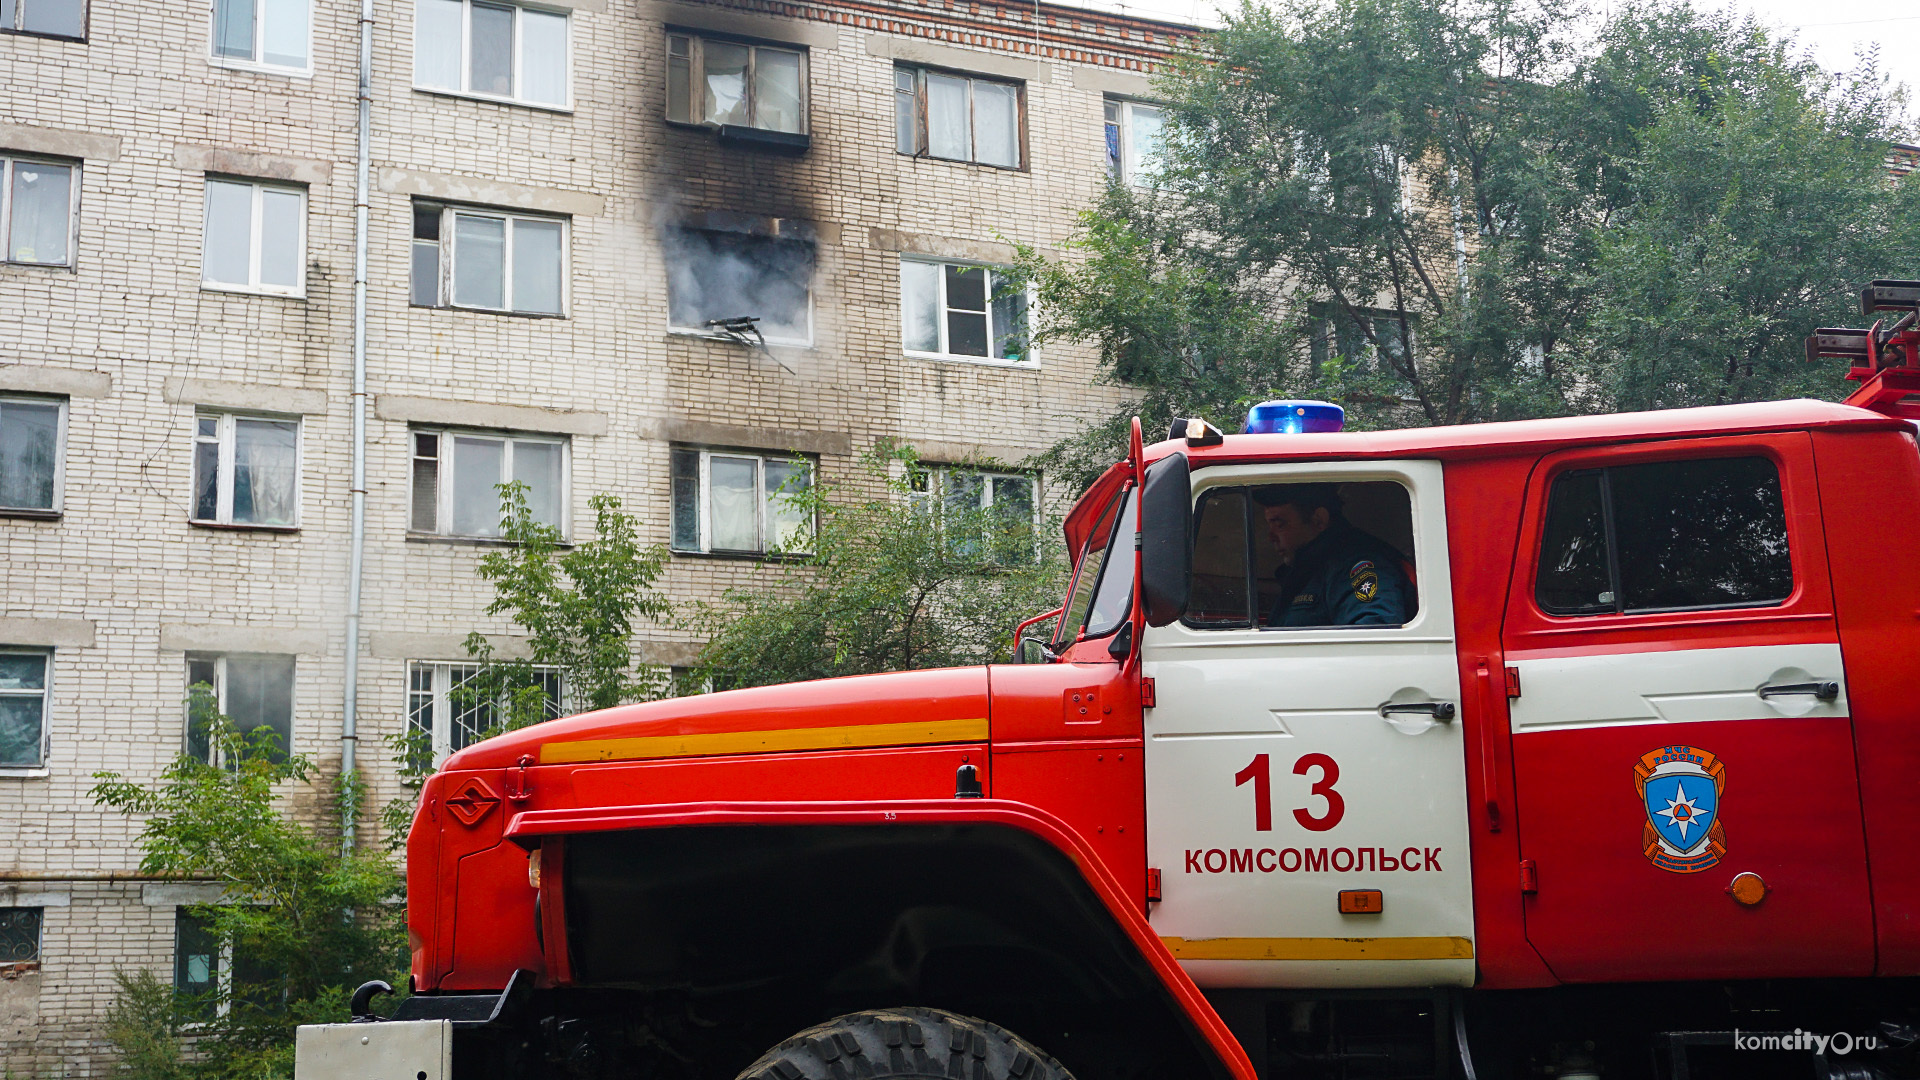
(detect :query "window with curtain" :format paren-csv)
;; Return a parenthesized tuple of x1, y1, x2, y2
(0, 396, 65, 515)
(2, 157, 77, 268)
(414, 0, 570, 108)
(894, 65, 1022, 168)
(192, 413, 299, 528)
(408, 428, 567, 538)
(1104, 98, 1165, 185)
(0, 651, 50, 769)
(210, 0, 309, 69)
(669, 448, 813, 555)
(665, 33, 807, 134)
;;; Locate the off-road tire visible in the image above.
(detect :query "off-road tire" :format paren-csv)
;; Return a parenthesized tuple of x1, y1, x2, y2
(735, 1006, 1076, 1080)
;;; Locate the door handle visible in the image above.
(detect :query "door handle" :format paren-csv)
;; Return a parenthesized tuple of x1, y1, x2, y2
(1758, 680, 1840, 702)
(1379, 701, 1457, 721)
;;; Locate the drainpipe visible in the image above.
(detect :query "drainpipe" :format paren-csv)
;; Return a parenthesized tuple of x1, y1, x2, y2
(343, 0, 374, 851)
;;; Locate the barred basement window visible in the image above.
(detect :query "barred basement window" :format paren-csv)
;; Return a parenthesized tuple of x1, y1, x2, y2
(0, 907, 41, 964)
(409, 429, 567, 538)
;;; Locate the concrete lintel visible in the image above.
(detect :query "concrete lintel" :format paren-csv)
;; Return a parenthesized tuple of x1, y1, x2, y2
(140, 883, 228, 906)
(0, 123, 122, 163)
(642, 417, 852, 457)
(903, 439, 1043, 468)
(866, 35, 1050, 83)
(869, 228, 1019, 266)
(538, 0, 605, 12)
(174, 144, 333, 187)
(0, 618, 96, 649)
(162, 377, 329, 416)
(0, 366, 111, 399)
(378, 168, 605, 217)
(367, 631, 534, 661)
(0, 886, 70, 907)
(374, 395, 609, 436)
(1071, 67, 1158, 99)
(649, 1, 838, 47)
(158, 624, 327, 655)
(636, 640, 703, 668)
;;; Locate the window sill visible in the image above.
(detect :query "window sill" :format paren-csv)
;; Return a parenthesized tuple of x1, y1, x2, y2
(189, 520, 300, 533)
(667, 328, 815, 350)
(412, 301, 568, 320)
(897, 151, 1026, 173)
(412, 86, 574, 115)
(905, 351, 1040, 370)
(1, 260, 76, 272)
(0, 508, 61, 521)
(669, 547, 810, 563)
(0, 767, 50, 779)
(1, 28, 85, 42)
(200, 283, 306, 301)
(209, 56, 313, 79)
(406, 533, 573, 549)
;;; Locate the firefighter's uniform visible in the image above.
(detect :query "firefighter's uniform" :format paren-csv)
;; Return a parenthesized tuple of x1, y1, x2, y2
(1267, 522, 1414, 627)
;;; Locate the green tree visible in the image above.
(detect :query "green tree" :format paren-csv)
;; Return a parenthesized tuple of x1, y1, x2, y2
(92, 691, 405, 1080)
(1021, 0, 1914, 490)
(692, 446, 1066, 688)
(381, 485, 673, 844)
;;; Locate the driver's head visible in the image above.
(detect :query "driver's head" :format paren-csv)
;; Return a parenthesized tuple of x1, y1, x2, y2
(1253, 484, 1342, 563)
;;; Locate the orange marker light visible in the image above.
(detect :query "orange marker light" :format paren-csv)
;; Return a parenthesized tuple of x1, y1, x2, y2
(1727, 872, 1768, 906)
(1338, 889, 1384, 914)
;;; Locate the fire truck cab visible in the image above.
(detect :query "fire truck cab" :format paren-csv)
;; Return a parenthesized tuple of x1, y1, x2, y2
(305, 284, 1920, 1080)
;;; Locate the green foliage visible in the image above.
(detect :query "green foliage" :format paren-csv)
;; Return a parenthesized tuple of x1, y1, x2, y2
(91, 698, 405, 1080)
(691, 445, 1067, 687)
(102, 970, 191, 1080)
(380, 484, 674, 846)
(1020, 0, 1915, 490)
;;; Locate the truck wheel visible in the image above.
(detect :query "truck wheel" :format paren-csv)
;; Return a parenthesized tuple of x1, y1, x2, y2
(736, 1006, 1075, 1080)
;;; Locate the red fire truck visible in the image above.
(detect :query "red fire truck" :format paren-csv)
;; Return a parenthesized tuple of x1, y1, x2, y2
(298, 282, 1920, 1080)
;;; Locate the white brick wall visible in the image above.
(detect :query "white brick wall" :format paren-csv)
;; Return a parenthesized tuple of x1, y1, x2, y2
(0, 0, 1194, 1067)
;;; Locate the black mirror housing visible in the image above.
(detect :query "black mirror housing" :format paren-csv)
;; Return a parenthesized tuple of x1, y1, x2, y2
(1140, 453, 1192, 627)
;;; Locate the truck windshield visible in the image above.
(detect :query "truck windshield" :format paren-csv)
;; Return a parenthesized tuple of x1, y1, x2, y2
(1054, 488, 1136, 645)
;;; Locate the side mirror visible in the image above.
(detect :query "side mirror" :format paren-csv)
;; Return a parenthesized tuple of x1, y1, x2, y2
(1016, 635, 1055, 664)
(1140, 453, 1192, 627)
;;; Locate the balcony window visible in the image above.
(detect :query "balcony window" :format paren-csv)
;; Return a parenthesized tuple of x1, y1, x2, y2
(666, 33, 806, 134)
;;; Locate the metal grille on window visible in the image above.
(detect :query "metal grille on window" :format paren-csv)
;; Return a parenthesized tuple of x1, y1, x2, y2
(0, 907, 42, 964)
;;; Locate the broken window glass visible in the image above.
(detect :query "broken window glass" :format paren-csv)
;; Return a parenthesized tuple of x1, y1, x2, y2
(664, 34, 807, 134)
(702, 41, 749, 125)
(665, 229, 814, 345)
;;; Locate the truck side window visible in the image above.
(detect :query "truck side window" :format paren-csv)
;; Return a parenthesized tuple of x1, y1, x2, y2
(1183, 480, 1417, 629)
(1055, 488, 1134, 644)
(1536, 456, 1792, 616)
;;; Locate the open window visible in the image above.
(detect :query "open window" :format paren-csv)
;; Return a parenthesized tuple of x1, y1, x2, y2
(665, 228, 814, 346)
(1186, 479, 1417, 629)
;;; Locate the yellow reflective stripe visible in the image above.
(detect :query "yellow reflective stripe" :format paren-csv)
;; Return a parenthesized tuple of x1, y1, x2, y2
(539, 717, 990, 765)
(1160, 936, 1475, 961)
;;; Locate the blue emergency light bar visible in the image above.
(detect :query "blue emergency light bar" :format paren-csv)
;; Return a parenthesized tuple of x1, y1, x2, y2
(1243, 400, 1345, 435)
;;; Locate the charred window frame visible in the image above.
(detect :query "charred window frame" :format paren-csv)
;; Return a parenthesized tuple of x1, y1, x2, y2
(413, 0, 571, 109)
(669, 447, 814, 556)
(3, 0, 86, 39)
(1534, 456, 1793, 617)
(408, 427, 568, 539)
(411, 200, 567, 316)
(1104, 98, 1164, 185)
(2, 156, 80, 269)
(663, 227, 815, 346)
(893, 65, 1024, 169)
(0, 395, 67, 518)
(407, 660, 566, 765)
(0, 650, 51, 772)
(900, 258, 1031, 364)
(665, 32, 807, 134)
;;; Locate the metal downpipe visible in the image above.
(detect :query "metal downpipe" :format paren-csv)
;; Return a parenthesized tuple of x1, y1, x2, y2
(343, 0, 374, 851)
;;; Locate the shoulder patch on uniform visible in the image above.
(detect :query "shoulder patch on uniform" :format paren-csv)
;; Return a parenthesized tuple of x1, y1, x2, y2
(1350, 562, 1380, 603)
(1350, 560, 1376, 574)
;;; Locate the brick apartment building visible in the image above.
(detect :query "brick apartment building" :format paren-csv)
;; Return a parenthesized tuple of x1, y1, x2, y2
(0, 0, 1200, 1066)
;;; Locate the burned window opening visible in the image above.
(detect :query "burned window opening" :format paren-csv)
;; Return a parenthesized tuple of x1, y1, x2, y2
(665, 228, 815, 347)
(666, 31, 809, 152)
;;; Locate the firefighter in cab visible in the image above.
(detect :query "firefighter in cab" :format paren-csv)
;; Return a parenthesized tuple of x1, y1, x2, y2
(1255, 482, 1413, 627)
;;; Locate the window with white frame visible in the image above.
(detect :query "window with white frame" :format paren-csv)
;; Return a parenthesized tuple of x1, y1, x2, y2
(0, 651, 49, 769)
(408, 661, 564, 765)
(670, 448, 813, 555)
(192, 413, 300, 528)
(664, 229, 813, 345)
(409, 428, 567, 538)
(411, 200, 566, 315)
(1309, 308, 1414, 374)
(210, 0, 309, 71)
(4, 0, 86, 39)
(414, 0, 570, 108)
(0, 396, 65, 515)
(186, 653, 295, 763)
(894, 65, 1022, 168)
(1104, 98, 1164, 185)
(2, 157, 78, 268)
(202, 178, 306, 296)
(908, 465, 1037, 563)
(900, 259, 1030, 363)
(666, 33, 806, 134)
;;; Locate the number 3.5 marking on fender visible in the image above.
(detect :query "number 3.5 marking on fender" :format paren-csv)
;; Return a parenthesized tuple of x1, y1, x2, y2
(1235, 753, 1345, 833)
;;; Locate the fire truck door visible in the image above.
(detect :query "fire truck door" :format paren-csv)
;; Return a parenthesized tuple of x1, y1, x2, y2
(1140, 459, 1476, 990)
(1503, 434, 1873, 982)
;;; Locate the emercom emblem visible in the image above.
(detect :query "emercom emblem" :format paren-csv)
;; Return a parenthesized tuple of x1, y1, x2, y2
(1635, 745, 1726, 873)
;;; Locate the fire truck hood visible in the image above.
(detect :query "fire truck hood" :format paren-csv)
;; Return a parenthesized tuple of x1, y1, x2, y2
(438, 665, 991, 771)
